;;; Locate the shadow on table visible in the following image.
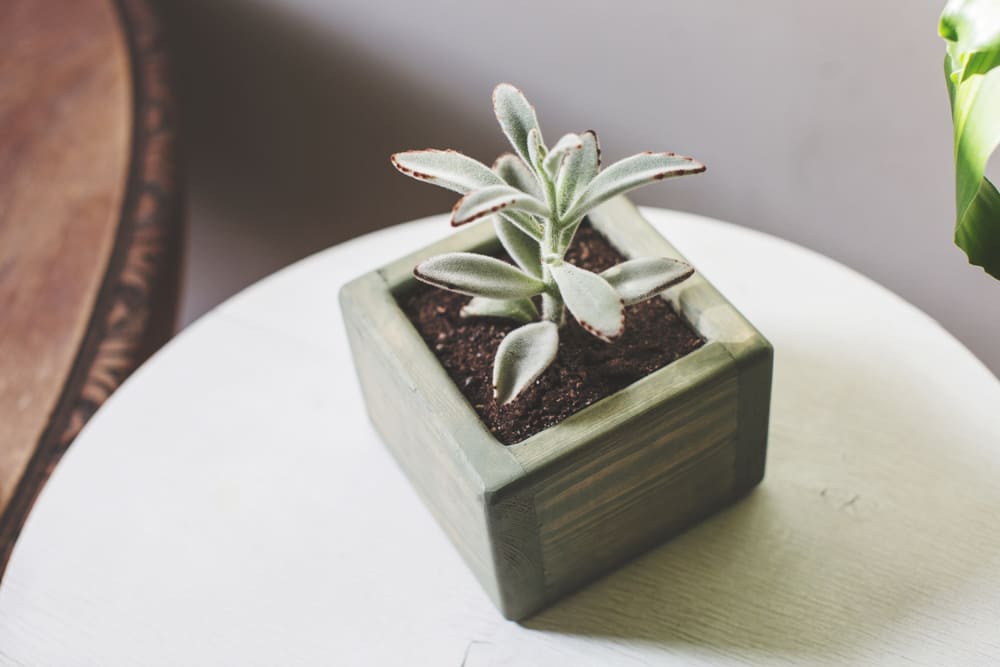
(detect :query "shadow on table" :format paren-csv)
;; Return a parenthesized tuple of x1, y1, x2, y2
(524, 342, 1000, 660)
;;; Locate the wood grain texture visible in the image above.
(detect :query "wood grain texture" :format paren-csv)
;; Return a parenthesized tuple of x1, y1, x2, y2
(340, 198, 772, 619)
(528, 357, 739, 598)
(340, 273, 510, 604)
(0, 0, 181, 574)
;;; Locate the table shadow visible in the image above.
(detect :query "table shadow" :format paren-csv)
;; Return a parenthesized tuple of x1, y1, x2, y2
(523, 343, 1000, 660)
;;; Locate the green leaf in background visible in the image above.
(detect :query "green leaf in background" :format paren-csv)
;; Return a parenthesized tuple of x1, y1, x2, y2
(940, 0, 1000, 278)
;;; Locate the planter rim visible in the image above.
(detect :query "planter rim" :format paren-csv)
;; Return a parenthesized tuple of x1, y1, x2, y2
(344, 196, 770, 499)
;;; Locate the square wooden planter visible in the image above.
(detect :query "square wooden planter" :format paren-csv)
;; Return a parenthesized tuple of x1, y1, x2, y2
(340, 197, 772, 620)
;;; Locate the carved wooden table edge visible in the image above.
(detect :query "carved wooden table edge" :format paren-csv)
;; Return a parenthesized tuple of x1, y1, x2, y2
(0, 0, 183, 577)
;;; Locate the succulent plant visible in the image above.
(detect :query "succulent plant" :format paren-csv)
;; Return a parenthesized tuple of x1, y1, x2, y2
(392, 83, 705, 404)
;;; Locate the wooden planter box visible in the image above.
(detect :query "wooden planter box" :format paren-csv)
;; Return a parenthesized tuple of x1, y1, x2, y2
(340, 197, 772, 620)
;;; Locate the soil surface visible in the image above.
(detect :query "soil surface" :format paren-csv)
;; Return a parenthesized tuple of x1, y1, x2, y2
(399, 223, 705, 445)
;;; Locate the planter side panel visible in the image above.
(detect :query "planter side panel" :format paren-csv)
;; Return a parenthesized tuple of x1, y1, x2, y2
(485, 487, 546, 620)
(531, 365, 740, 600)
(729, 336, 774, 495)
(339, 274, 498, 603)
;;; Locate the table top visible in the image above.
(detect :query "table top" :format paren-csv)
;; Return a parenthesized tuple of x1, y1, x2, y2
(0, 0, 131, 552)
(0, 0, 181, 572)
(2, 208, 999, 665)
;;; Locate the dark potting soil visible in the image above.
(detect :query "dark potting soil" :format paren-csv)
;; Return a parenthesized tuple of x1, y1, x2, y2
(399, 223, 705, 445)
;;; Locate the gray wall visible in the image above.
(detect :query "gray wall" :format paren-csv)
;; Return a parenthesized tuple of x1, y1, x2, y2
(166, 0, 1000, 374)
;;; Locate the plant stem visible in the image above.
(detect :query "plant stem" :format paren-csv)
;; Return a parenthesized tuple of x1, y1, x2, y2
(529, 161, 566, 326)
(540, 236, 564, 325)
(541, 277, 564, 326)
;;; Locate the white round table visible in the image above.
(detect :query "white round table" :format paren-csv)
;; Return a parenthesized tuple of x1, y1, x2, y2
(2, 209, 999, 666)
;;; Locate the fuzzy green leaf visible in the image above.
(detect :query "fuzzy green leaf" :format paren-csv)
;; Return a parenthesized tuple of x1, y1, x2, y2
(526, 128, 547, 174)
(499, 212, 543, 240)
(451, 184, 549, 226)
(460, 296, 538, 323)
(542, 133, 583, 177)
(941, 0, 1000, 278)
(556, 130, 600, 215)
(494, 215, 542, 277)
(490, 153, 545, 236)
(390, 149, 502, 194)
(601, 257, 694, 305)
(493, 83, 543, 168)
(493, 321, 559, 405)
(565, 152, 706, 222)
(547, 258, 624, 341)
(415, 252, 546, 299)
(493, 153, 544, 200)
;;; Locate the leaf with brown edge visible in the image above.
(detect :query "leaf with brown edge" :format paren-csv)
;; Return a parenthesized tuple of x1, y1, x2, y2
(493, 83, 543, 168)
(542, 133, 583, 177)
(390, 149, 502, 194)
(601, 257, 694, 305)
(547, 257, 624, 342)
(414, 252, 546, 299)
(565, 152, 706, 222)
(451, 184, 548, 226)
(493, 321, 559, 405)
(556, 130, 600, 215)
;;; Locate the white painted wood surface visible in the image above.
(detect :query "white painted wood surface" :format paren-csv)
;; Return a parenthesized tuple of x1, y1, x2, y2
(1, 209, 999, 666)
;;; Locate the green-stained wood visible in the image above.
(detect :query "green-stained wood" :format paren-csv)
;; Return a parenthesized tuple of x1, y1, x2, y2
(339, 197, 773, 620)
(339, 271, 523, 606)
(511, 345, 740, 604)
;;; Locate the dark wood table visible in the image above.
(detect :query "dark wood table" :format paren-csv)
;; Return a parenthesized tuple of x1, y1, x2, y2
(0, 0, 181, 574)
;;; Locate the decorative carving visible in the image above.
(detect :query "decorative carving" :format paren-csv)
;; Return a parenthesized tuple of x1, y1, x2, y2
(0, 0, 182, 574)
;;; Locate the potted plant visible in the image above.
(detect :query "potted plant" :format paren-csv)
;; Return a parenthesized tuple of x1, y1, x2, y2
(939, 0, 1000, 279)
(340, 84, 773, 620)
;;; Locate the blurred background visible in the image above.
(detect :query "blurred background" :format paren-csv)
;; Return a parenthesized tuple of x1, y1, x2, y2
(162, 0, 1000, 373)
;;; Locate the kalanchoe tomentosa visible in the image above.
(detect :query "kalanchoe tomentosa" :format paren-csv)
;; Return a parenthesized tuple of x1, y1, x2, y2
(392, 83, 706, 405)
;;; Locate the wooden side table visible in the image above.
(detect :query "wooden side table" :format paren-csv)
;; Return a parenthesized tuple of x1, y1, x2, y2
(0, 209, 997, 664)
(0, 0, 181, 575)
